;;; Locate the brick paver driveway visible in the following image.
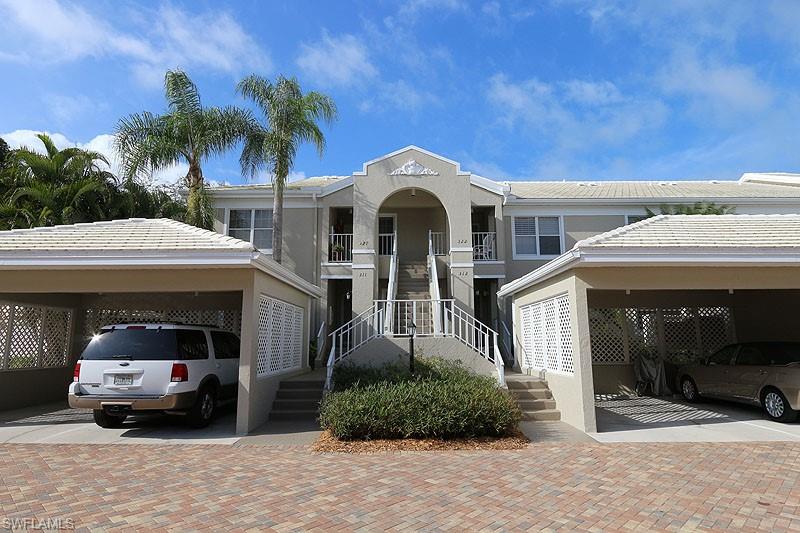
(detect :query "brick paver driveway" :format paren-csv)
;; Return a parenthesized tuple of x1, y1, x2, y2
(1, 442, 799, 531)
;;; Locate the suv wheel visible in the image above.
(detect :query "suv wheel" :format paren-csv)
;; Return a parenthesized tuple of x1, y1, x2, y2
(187, 386, 217, 428)
(681, 377, 700, 402)
(762, 388, 797, 423)
(93, 409, 127, 429)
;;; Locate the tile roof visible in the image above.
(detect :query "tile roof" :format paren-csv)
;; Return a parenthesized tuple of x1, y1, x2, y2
(578, 214, 800, 250)
(499, 214, 800, 297)
(0, 218, 254, 253)
(210, 176, 347, 191)
(507, 180, 800, 199)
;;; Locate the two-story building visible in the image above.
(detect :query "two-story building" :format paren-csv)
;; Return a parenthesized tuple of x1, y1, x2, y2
(210, 145, 800, 349)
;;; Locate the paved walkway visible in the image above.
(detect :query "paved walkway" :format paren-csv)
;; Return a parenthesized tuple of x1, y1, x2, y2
(1, 442, 798, 531)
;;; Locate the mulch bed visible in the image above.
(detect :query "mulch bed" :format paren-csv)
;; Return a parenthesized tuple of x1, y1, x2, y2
(311, 429, 530, 453)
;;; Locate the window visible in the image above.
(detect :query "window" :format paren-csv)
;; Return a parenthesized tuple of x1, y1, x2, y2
(228, 209, 273, 251)
(513, 216, 562, 258)
(708, 345, 737, 365)
(736, 344, 768, 366)
(626, 214, 648, 224)
(177, 330, 209, 360)
(211, 331, 241, 360)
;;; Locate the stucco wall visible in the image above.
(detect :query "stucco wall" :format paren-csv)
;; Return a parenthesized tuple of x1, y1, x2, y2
(236, 269, 314, 434)
(511, 272, 597, 432)
(345, 336, 497, 377)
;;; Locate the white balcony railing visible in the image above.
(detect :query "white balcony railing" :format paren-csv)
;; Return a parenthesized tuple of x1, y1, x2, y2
(329, 233, 353, 263)
(472, 232, 497, 261)
(378, 233, 395, 256)
(428, 231, 447, 256)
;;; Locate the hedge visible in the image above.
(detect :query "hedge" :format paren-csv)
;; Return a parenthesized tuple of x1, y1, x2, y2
(319, 358, 521, 440)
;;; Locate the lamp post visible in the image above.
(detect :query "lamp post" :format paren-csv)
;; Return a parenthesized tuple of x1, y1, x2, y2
(409, 321, 417, 374)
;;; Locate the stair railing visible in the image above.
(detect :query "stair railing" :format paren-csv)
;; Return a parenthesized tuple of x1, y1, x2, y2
(427, 231, 442, 335)
(384, 231, 398, 334)
(326, 298, 506, 389)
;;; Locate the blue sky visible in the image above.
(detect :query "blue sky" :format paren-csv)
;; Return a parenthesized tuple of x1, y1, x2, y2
(1, 0, 799, 185)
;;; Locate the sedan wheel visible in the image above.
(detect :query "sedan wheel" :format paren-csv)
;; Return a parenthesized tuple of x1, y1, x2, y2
(763, 389, 798, 423)
(681, 378, 699, 402)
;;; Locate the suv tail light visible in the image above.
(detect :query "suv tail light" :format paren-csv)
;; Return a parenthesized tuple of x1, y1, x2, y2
(170, 363, 188, 382)
(73, 361, 81, 382)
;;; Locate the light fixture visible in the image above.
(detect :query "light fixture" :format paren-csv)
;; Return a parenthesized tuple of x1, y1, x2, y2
(410, 188, 416, 197)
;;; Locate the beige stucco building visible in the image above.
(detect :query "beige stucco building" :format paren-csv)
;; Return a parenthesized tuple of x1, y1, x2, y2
(208, 146, 800, 378)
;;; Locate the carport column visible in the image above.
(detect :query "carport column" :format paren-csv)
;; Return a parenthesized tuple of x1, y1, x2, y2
(571, 275, 597, 433)
(236, 277, 259, 436)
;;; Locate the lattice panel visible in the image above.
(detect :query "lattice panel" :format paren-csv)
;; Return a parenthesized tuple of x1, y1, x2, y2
(256, 296, 304, 377)
(519, 294, 574, 375)
(663, 308, 700, 364)
(8, 306, 41, 369)
(697, 307, 733, 357)
(0, 303, 73, 370)
(590, 306, 735, 366)
(83, 308, 242, 337)
(556, 296, 574, 373)
(41, 308, 72, 367)
(589, 308, 626, 364)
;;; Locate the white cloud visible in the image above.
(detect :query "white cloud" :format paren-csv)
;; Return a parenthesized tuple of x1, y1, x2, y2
(359, 80, 439, 114)
(487, 74, 666, 149)
(398, 0, 467, 18)
(2, 129, 188, 186)
(0, 0, 270, 88)
(297, 32, 377, 88)
(657, 48, 774, 121)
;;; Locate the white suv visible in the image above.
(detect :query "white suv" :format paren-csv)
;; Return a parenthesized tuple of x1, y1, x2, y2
(68, 323, 240, 429)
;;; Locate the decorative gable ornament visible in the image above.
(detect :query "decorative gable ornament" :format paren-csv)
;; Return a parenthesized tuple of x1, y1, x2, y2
(389, 159, 439, 176)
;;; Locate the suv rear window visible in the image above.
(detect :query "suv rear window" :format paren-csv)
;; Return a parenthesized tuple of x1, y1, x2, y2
(81, 328, 209, 361)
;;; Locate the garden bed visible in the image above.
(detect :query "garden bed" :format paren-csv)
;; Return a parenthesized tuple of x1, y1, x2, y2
(312, 429, 529, 453)
(317, 358, 523, 451)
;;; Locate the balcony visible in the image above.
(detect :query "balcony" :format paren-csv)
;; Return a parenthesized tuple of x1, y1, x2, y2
(329, 233, 353, 263)
(472, 232, 497, 261)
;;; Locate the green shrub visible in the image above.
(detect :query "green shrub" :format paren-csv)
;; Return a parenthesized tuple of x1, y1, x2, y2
(319, 358, 521, 440)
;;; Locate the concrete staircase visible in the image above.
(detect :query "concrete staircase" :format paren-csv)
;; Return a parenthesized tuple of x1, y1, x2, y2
(396, 260, 429, 299)
(269, 377, 324, 421)
(506, 373, 561, 421)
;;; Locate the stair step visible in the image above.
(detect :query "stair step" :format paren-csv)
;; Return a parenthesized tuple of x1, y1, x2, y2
(515, 399, 557, 410)
(272, 399, 321, 410)
(279, 380, 325, 390)
(521, 409, 561, 421)
(269, 410, 318, 421)
(509, 388, 552, 400)
(276, 389, 323, 400)
(507, 379, 549, 390)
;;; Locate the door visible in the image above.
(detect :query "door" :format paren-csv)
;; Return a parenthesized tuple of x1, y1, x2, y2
(726, 343, 771, 401)
(693, 344, 738, 396)
(378, 215, 396, 256)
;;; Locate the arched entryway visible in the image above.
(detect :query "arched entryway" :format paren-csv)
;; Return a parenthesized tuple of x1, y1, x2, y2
(376, 188, 450, 300)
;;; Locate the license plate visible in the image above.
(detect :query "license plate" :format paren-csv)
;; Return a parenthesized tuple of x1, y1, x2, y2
(114, 374, 133, 386)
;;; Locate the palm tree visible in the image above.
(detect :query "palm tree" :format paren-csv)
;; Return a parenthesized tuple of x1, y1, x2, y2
(237, 74, 337, 263)
(115, 69, 253, 229)
(2, 133, 118, 228)
(646, 202, 735, 216)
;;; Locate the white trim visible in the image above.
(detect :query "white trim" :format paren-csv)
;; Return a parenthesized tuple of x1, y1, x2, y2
(470, 174, 508, 196)
(504, 195, 800, 206)
(449, 262, 475, 268)
(351, 249, 375, 255)
(474, 260, 505, 265)
(497, 250, 579, 298)
(351, 263, 375, 270)
(474, 274, 506, 279)
(449, 246, 474, 253)
(321, 274, 352, 280)
(511, 215, 565, 260)
(320, 176, 354, 197)
(321, 262, 352, 267)
(353, 145, 471, 176)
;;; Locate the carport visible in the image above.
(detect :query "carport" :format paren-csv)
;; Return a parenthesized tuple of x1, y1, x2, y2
(0, 218, 321, 435)
(499, 214, 800, 434)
